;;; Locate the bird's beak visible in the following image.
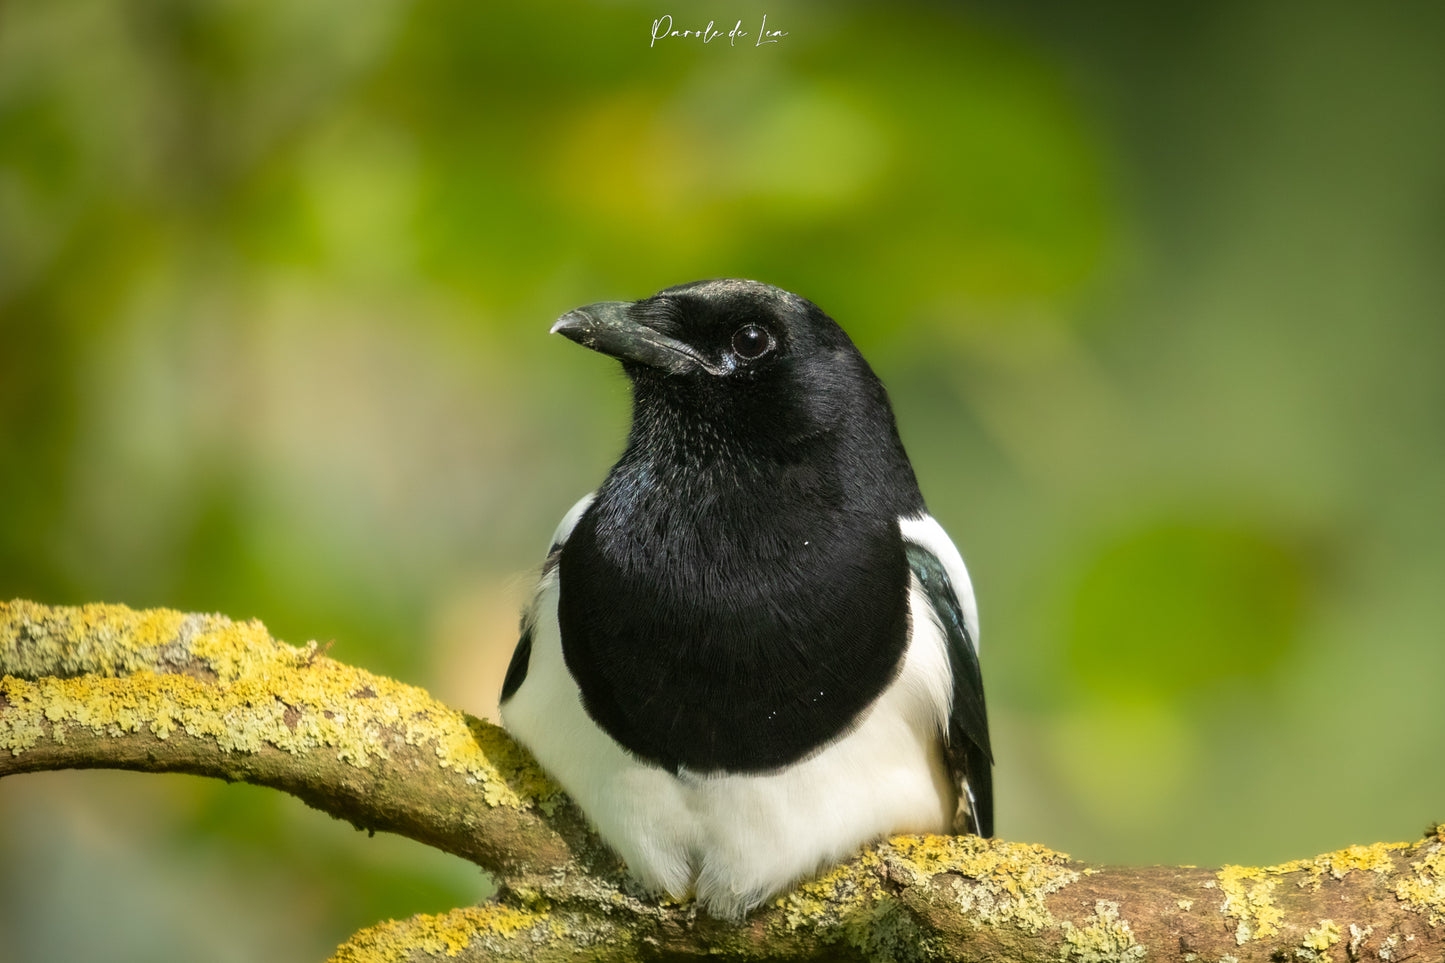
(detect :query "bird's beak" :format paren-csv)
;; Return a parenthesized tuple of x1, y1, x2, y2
(552, 301, 717, 375)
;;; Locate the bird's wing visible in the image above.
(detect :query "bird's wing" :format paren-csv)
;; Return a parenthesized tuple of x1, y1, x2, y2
(900, 515, 993, 838)
(500, 492, 596, 704)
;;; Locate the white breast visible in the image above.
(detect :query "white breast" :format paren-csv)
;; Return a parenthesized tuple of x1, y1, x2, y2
(499, 566, 955, 918)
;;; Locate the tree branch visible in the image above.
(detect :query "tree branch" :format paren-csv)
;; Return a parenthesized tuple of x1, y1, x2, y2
(4, 600, 1442, 962)
(0, 599, 581, 876)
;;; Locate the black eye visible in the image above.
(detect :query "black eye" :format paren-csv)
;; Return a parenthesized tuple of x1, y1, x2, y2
(731, 324, 772, 360)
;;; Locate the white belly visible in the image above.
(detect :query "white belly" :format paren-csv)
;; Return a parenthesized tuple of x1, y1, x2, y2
(499, 572, 955, 918)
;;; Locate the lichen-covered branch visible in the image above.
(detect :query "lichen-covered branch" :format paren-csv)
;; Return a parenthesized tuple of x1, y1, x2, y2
(330, 831, 1445, 963)
(0, 599, 580, 876)
(4, 600, 1443, 963)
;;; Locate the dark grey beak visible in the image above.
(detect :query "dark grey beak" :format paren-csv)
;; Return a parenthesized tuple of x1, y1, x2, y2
(552, 301, 719, 375)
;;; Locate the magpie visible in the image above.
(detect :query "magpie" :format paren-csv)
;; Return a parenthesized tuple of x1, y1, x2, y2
(499, 279, 992, 918)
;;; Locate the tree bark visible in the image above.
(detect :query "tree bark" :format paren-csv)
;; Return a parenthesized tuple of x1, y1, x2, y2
(3, 599, 1442, 962)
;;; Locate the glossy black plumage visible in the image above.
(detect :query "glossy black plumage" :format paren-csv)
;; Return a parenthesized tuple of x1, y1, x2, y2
(500, 279, 993, 911)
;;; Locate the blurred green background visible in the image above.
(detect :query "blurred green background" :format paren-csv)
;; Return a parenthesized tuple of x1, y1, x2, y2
(2, 0, 1443, 959)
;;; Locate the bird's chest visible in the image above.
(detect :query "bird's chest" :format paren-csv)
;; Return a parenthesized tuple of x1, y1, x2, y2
(556, 490, 911, 775)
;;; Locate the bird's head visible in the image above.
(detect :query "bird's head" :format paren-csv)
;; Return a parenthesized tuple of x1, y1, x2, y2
(553, 279, 894, 463)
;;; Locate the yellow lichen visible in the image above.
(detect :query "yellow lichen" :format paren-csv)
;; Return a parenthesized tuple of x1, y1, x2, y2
(776, 848, 887, 931)
(883, 834, 1080, 933)
(1, 601, 558, 812)
(185, 616, 298, 684)
(331, 904, 550, 962)
(1217, 864, 1285, 943)
(1060, 900, 1145, 962)
(1316, 842, 1405, 878)
(773, 848, 944, 963)
(774, 832, 1081, 956)
(2, 600, 191, 678)
(1296, 919, 1341, 961)
(1269, 841, 1410, 891)
(1396, 842, 1445, 925)
(1217, 841, 1411, 943)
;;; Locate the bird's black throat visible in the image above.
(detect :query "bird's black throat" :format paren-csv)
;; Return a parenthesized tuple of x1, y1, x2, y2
(556, 389, 920, 774)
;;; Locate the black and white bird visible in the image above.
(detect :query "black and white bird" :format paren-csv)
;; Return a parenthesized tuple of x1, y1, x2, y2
(499, 279, 991, 918)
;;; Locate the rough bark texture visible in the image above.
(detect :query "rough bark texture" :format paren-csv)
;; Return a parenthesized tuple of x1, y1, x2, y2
(3, 599, 1443, 962)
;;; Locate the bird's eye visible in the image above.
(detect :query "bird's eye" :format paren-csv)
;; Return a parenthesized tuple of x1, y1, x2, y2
(731, 324, 772, 360)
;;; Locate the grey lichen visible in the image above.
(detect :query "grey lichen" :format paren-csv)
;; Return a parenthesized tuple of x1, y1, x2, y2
(883, 834, 1081, 934)
(1058, 900, 1146, 963)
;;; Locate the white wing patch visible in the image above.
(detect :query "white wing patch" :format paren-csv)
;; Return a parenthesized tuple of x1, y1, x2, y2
(550, 492, 596, 549)
(898, 513, 980, 650)
(898, 511, 991, 838)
